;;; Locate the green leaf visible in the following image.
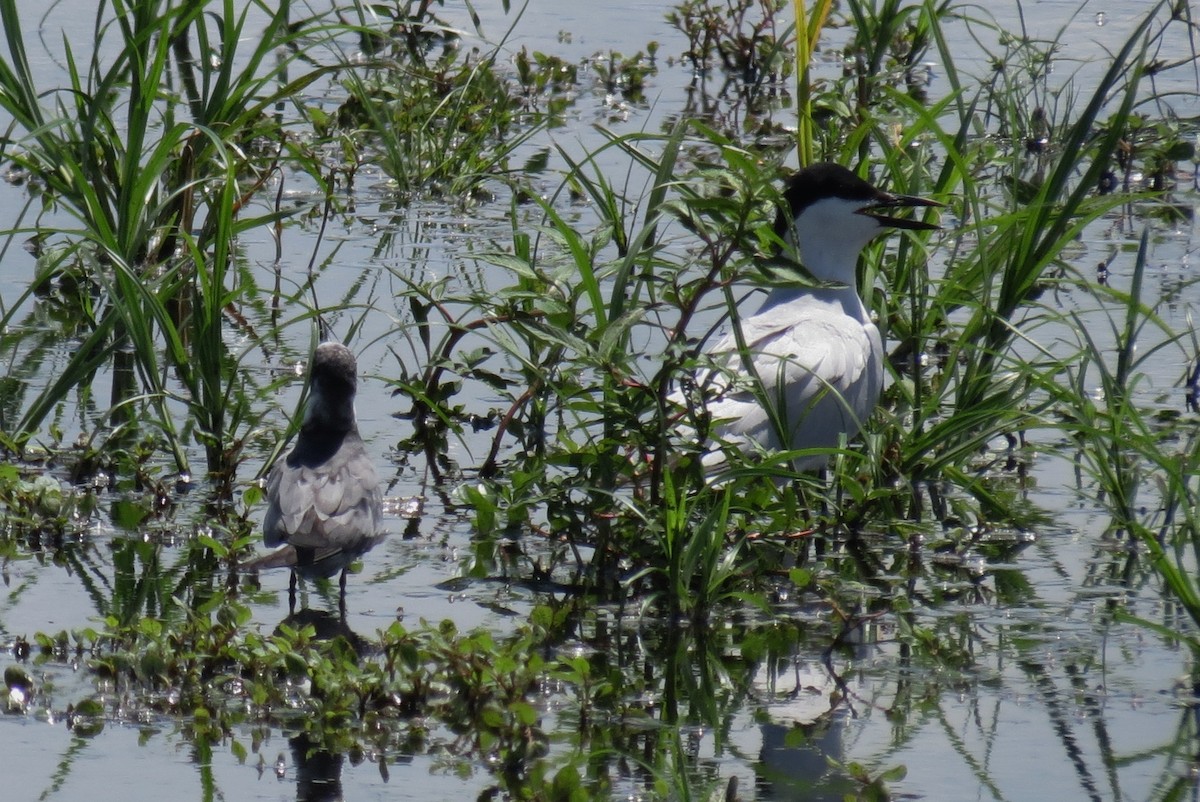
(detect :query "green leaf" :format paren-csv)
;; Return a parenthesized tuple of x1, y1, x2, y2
(510, 700, 538, 727)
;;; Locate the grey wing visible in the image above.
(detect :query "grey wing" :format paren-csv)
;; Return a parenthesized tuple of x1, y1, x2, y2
(263, 444, 383, 550)
(262, 461, 290, 547)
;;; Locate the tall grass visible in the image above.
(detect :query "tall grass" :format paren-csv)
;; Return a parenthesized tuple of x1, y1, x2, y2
(416, 0, 1200, 633)
(792, 0, 833, 166)
(854, 0, 1188, 524)
(1052, 229, 1200, 658)
(1, 0, 1192, 630)
(0, 0, 336, 484)
(0, 0, 535, 489)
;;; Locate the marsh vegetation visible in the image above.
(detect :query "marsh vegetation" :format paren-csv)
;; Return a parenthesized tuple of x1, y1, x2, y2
(2, 0, 1200, 798)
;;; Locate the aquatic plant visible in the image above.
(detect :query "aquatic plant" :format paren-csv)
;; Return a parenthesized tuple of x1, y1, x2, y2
(407, 0, 1200, 634)
(0, 0, 550, 491)
(1047, 229, 1200, 660)
(0, 0, 337, 486)
(333, 3, 547, 196)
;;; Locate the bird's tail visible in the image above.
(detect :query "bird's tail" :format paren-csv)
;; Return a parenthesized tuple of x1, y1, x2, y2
(241, 545, 299, 571)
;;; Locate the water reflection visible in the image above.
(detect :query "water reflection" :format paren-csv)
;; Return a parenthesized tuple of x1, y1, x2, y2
(757, 714, 850, 801)
(288, 732, 346, 802)
(272, 609, 369, 802)
(750, 625, 885, 800)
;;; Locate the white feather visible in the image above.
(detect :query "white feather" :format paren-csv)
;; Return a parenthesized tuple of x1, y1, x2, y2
(676, 180, 932, 472)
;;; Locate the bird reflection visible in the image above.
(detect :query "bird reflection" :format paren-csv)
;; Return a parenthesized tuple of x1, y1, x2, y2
(279, 607, 371, 652)
(289, 732, 345, 802)
(752, 640, 882, 799)
(273, 609, 369, 802)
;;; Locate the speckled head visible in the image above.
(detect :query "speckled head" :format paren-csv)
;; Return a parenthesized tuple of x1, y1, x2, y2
(311, 341, 358, 399)
(301, 341, 360, 432)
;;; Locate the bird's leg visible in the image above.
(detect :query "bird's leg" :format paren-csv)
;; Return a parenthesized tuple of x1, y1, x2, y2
(813, 468, 830, 559)
(288, 570, 298, 615)
(338, 569, 348, 621)
(786, 472, 823, 561)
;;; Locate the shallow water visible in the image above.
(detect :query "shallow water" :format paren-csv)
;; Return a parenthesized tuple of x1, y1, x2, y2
(3, 0, 1200, 800)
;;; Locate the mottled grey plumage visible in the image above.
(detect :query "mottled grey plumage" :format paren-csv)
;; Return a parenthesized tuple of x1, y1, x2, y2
(247, 341, 384, 611)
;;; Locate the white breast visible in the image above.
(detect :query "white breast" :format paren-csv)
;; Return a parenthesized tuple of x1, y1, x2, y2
(688, 288, 884, 471)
